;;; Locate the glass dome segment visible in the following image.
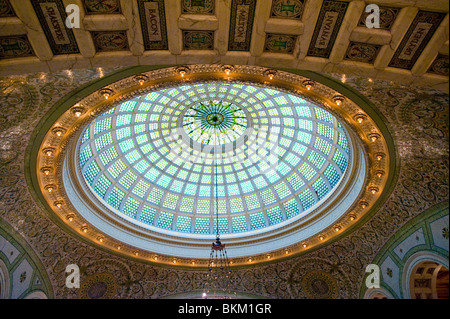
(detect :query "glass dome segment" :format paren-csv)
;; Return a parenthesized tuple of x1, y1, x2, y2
(77, 82, 350, 236)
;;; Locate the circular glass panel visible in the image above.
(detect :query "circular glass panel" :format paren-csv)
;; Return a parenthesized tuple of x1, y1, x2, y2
(77, 82, 350, 236)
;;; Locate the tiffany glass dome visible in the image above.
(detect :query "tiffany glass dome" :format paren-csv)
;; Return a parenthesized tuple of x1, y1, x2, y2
(76, 82, 351, 240)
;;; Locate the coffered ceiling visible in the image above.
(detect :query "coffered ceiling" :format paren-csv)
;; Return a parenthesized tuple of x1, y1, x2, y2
(0, 0, 449, 92)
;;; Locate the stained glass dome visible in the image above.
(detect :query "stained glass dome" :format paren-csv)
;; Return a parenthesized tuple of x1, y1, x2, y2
(77, 82, 350, 236)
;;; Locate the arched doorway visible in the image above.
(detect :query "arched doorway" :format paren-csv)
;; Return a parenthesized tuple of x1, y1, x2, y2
(409, 261, 449, 299)
(363, 287, 394, 299)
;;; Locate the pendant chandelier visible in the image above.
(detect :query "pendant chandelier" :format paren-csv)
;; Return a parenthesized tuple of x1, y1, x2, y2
(202, 102, 235, 299)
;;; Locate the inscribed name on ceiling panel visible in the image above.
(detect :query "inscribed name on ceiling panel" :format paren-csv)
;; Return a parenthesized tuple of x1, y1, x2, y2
(228, 0, 256, 51)
(137, 0, 169, 50)
(307, 0, 348, 59)
(389, 11, 446, 70)
(31, 0, 79, 55)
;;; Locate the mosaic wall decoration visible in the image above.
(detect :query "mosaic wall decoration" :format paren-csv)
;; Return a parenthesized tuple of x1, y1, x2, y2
(344, 42, 381, 64)
(0, 35, 34, 59)
(79, 273, 118, 299)
(264, 33, 297, 54)
(182, 0, 215, 15)
(183, 30, 214, 50)
(91, 31, 129, 52)
(228, 0, 256, 51)
(389, 11, 446, 70)
(307, 0, 348, 59)
(358, 6, 400, 30)
(137, 0, 168, 50)
(30, 0, 79, 55)
(83, 0, 121, 14)
(0, 0, 15, 17)
(270, 0, 305, 20)
(301, 271, 339, 299)
(428, 54, 449, 76)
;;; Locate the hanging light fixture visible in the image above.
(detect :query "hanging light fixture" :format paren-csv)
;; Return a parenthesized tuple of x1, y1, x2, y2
(203, 107, 234, 299)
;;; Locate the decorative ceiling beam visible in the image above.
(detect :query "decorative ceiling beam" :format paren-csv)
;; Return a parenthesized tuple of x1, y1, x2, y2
(296, 0, 324, 60)
(164, 0, 182, 55)
(82, 13, 128, 31)
(412, 14, 449, 75)
(350, 27, 392, 46)
(178, 14, 219, 31)
(264, 18, 304, 36)
(329, 0, 365, 63)
(62, 0, 96, 59)
(249, 0, 271, 57)
(374, 6, 418, 70)
(0, 17, 26, 36)
(120, 0, 145, 56)
(216, 0, 232, 56)
(9, 0, 53, 61)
